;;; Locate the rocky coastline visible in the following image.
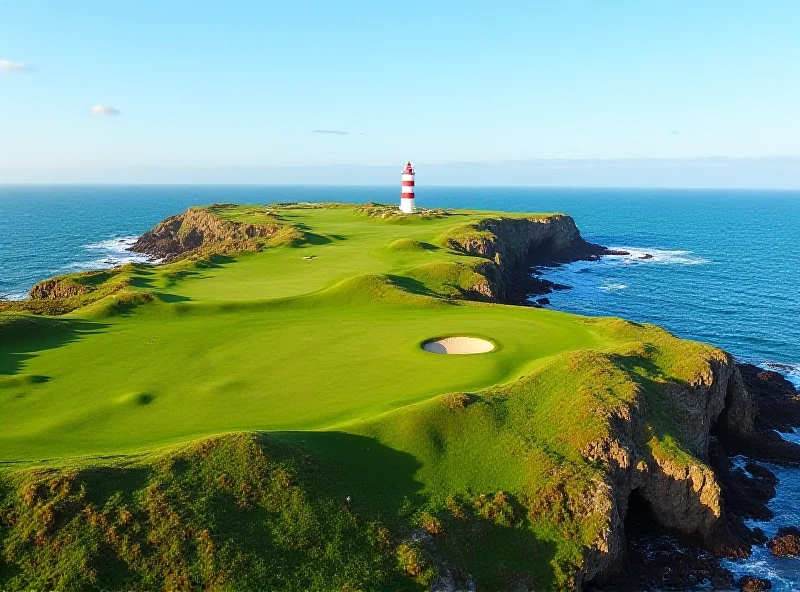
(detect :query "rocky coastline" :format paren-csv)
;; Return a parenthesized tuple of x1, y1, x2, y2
(440, 213, 613, 306)
(482, 226, 800, 589)
(590, 365, 800, 590)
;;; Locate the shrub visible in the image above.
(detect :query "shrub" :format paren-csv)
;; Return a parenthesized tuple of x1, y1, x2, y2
(396, 542, 435, 584)
(418, 512, 443, 536)
(442, 392, 472, 411)
(474, 491, 516, 526)
(445, 495, 466, 520)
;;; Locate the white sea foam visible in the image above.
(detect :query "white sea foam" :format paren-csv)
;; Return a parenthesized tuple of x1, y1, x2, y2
(605, 246, 709, 266)
(760, 362, 800, 389)
(64, 235, 155, 272)
(599, 283, 628, 292)
(729, 455, 751, 472)
(781, 364, 800, 389)
(84, 236, 139, 252)
(778, 428, 800, 447)
(0, 291, 29, 301)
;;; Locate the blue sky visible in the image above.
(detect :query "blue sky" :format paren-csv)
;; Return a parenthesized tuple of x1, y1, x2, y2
(2, 1, 800, 186)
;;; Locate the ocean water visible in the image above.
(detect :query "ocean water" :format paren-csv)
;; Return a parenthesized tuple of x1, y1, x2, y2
(2, 185, 800, 586)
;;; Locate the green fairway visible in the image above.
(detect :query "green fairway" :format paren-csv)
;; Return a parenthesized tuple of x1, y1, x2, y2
(1, 295, 610, 461)
(0, 203, 724, 590)
(1, 205, 600, 462)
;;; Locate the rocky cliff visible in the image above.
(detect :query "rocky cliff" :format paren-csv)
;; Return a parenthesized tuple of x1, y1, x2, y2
(579, 355, 759, 586)
(130, 204, 303, 261)
(442, 214, 607, 304)
(590, 362, 800, 590)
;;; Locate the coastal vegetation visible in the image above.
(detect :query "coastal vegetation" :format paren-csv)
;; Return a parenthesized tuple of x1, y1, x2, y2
(0, 203, 768, 590)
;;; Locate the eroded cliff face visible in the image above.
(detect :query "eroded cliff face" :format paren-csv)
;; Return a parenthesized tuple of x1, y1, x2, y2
(443, 214, 607, 303)
(130, 205, 302, 261)
(29, 277, 91, 300)
(577, 355, 759, 587)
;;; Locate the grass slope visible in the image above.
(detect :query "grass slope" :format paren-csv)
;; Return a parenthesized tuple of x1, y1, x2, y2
(0, 203, 721, 590)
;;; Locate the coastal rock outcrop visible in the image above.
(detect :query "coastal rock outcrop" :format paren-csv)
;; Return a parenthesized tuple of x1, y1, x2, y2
(580, 352, 758, 587)
(130, 204, 302, 261)
(739, 576, 773, 591)
(442, 215, 608, 304)
(768, 526, 800, 557)
(29, 277, 90, 299)
(717, 364, 800, 464)
(740, 363, 800, 432)
(587, 358, 800, 589)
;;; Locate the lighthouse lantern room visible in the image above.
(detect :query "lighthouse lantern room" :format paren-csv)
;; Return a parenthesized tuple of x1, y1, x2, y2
(400, 161, 416, 214)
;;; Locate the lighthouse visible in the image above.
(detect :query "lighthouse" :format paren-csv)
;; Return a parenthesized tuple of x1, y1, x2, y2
(400, 161, 416, 214)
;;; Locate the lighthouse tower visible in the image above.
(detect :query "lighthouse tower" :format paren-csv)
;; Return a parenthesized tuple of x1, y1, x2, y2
(400, 161, 416, 214)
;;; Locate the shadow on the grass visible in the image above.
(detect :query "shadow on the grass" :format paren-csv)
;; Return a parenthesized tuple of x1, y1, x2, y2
(0, 317, 109, 376)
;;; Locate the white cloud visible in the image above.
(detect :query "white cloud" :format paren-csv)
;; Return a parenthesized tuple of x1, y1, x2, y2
(92, 104, 121, 116)
(312, 129, 349, 135)
(0, 59, 32, 72)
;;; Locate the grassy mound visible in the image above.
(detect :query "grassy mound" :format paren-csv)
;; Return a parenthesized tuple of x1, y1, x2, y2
(0, 434, 409, 591)
(354, 202, 451, 222)
(386, 238, 437, 252)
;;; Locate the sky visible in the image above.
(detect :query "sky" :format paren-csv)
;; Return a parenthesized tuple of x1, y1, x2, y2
(2, 1, 800, 186)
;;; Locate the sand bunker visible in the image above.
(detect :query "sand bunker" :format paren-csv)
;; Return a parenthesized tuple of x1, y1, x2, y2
(422, 336, 494, 355)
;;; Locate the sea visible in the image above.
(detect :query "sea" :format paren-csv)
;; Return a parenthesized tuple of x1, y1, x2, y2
(1, 185, 799, 587)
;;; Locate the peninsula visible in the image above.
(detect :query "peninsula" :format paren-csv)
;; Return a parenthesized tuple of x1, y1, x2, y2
(1, 203, 798, 591)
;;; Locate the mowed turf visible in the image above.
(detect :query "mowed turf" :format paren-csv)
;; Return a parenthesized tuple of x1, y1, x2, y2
(2, 205, 610, 462)
(137, 208, 500, 302)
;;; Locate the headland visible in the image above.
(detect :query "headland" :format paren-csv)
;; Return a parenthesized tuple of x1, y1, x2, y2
(2, 202, 799, 591)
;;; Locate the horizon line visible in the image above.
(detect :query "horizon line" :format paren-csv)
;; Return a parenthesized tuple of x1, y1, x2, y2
(3, 183, 800, 192)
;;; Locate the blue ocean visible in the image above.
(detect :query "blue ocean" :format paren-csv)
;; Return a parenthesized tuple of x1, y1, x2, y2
(2, 185, 800, 587)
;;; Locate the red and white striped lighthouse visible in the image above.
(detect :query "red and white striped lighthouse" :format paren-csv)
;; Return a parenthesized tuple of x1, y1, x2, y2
(400, 161, 416, 214)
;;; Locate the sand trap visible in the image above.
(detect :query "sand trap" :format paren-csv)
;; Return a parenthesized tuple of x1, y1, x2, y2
(422, 336, 494, 355)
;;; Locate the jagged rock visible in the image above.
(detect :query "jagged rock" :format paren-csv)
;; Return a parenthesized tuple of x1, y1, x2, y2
(708, 442, 775, 521)
(130, 205, 299, 261)
(591, 526, 736, 591)
(768, 526, 800, 557)
(750, 527, 768, 545)
(29, 277, 90, 299)
(718, 364, 800, 464)
(739, 576, 772, 591)
(580, 352, 763, 588)
(444, 215, 609, 304)
(739, 363, 800, 432)
(745, 463, 778, 482)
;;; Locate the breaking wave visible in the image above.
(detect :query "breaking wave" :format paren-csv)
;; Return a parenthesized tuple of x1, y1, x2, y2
(599, 283, 628, 292)
(604, 246, 709, 266)
(65, 236, 155, 271)
(0, 291, 29, 301)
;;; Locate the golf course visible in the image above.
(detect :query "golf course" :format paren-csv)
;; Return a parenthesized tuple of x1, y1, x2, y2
(0, 203, 742, 590)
